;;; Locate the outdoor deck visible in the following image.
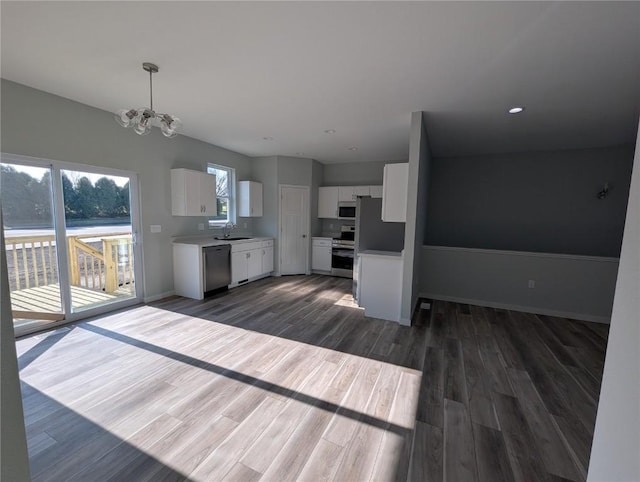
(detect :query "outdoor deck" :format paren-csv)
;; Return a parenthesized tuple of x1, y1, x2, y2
(11, 284, 134, 317)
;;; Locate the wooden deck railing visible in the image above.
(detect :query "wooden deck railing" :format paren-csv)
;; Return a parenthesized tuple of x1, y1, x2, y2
(5, 232, 134, 294)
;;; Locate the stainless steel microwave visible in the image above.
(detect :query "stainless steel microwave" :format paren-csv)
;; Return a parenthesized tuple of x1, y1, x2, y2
(338, 202, 356, 219)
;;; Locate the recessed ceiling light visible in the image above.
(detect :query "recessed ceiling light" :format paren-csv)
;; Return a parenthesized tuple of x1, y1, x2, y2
(508, 107, 525, 114)
(348, 147, 358, 151)
(263, 136, 274, 141)
(324, 129, 336, 134)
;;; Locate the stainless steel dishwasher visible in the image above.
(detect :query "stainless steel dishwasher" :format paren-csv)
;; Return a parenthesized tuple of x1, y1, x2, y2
(203, 244, 231, 294)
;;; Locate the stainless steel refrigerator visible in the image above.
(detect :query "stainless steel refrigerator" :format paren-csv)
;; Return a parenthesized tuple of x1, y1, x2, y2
(353, 196, 405, 299)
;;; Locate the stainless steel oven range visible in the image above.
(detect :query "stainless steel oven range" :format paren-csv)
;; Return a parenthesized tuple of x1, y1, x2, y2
(331, 225, 355, 278)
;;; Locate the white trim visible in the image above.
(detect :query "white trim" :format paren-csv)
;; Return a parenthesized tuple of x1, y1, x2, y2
(143, 291, 176, 303)
(419, 292, 611, 324)
(207, 162, 236, 225)
(424, 244, 619, 263)
(2, 152, 140, 181)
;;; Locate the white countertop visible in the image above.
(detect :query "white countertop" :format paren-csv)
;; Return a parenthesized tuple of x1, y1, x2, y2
(359, 250, 403, 259)
(173, 235, 272, 248)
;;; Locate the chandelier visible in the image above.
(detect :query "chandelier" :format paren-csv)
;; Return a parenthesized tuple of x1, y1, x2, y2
(115, 62, 181, 138)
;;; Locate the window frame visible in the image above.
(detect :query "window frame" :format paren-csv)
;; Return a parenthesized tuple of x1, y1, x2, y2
(207, 163, 235, 226)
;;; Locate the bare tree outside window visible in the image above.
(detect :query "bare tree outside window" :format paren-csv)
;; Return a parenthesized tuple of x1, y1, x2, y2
(207, 164, 234, 224)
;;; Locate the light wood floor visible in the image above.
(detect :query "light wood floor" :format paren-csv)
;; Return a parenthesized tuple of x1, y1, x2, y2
(17, 275, 608, 481)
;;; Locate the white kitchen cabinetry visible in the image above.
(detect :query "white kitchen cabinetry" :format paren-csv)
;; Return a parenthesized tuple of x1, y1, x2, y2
(262, 239, 274, 274)
(381, 163, 409, 222)
(338, 186, 355, 202)
(318, 186, 339, 218)
(369, 185, 383, 198)
(171, 168, 216, 216)
(231, 240, 262, 284)
(358, 250, 403, 323)
(230, 239, 274, 285)
(338, 186, 371, 201)
(238, 181, 263, 217)
(353, 186, 371, 198)
(311, 237, 332, 272)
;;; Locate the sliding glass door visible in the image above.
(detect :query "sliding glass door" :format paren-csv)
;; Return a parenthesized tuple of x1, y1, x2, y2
(1, 155, 142, 334)
(1, 163, 64, 331)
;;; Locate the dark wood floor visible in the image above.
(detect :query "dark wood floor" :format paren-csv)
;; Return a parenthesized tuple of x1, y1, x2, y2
(16, 274, 608, 481)
(408, 300, 609, 482)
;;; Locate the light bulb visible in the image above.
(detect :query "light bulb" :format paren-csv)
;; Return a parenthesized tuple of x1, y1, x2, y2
(134, 110, 154, 136)
(115, 108, 137, 128)
(161, 115, 181, 138)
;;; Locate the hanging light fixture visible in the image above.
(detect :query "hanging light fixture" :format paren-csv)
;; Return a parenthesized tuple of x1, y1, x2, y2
(115, 62, 181, 138)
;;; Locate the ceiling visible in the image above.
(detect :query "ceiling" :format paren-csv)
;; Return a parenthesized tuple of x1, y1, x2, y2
(2, 2, 639, 164)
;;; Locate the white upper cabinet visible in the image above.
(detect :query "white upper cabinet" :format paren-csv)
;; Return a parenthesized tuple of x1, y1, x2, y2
(381, 163, 409, 222)
(338, 186, 355, 202)
(238, 180, 263, 217)
(339, 185, 372, 201)
(171, 168, 216, 216)
(318, 186, 339, 218)
(318, 185, 383, 218)
(369, 185, 383, 198)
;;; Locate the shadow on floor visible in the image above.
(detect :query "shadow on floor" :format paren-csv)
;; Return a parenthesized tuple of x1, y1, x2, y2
(152, 274, 427, 370)
(22, 382, 191, 482)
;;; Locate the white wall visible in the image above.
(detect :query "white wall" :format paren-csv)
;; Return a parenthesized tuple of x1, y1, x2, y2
(1, 80, 253, 300)
(421, 246, 618, 323)
(401, 111, 431, 323)
(0, 208, 31, 481)
(588, 124, 640, 480)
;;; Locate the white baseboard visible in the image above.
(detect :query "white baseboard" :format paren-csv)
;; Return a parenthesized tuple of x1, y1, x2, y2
(419, 292, 611, 324)
(143, 291, 175, 303)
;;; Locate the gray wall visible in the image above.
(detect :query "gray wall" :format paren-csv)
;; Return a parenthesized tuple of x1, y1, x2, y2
(401, 111, 432, 323)
(356, 197, 405, 252)
(251, 156, 279, 240)
(322, 160, 406, 186)
(588, 124, 640, 481)
(0, 208, 31, 482)
(251, 155, 321, 273)
(421, 246, 618, 322)
(425, 147, 634, 257)
(1, 80, 254, 299)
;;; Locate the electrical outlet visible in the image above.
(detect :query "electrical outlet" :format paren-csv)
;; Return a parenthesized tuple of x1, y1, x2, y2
(198, 223, 204, 231)
(243, 223, 247, 229)
(329, 223, 334, 229)
(150, 225, 161, 233)
(528, 279, 536, 289)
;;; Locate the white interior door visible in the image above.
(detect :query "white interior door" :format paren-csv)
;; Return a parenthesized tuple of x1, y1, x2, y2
(280, 185, 309, 275)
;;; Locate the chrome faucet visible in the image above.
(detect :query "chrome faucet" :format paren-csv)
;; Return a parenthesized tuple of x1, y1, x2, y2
(222, 222, 236, 239)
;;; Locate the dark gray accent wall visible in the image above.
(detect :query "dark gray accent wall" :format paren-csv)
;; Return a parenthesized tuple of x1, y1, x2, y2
(425, 147, 634, 257)
(322, 160, 406, 186)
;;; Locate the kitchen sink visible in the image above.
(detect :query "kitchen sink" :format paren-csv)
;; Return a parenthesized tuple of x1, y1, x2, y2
(214, 236, 252, 241)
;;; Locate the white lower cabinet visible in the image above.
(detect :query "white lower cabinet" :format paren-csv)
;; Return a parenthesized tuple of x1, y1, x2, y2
(312, 237, 332, 272)
(358, 251, 403, 323)
(231, 251, 248, 284)
(231, 238, 274, 286)
(262, 240, 274, 274)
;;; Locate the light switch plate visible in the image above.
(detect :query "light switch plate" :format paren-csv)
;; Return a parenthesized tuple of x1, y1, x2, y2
(150, 225, 161, 233)
(198, 223, 204, 231)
